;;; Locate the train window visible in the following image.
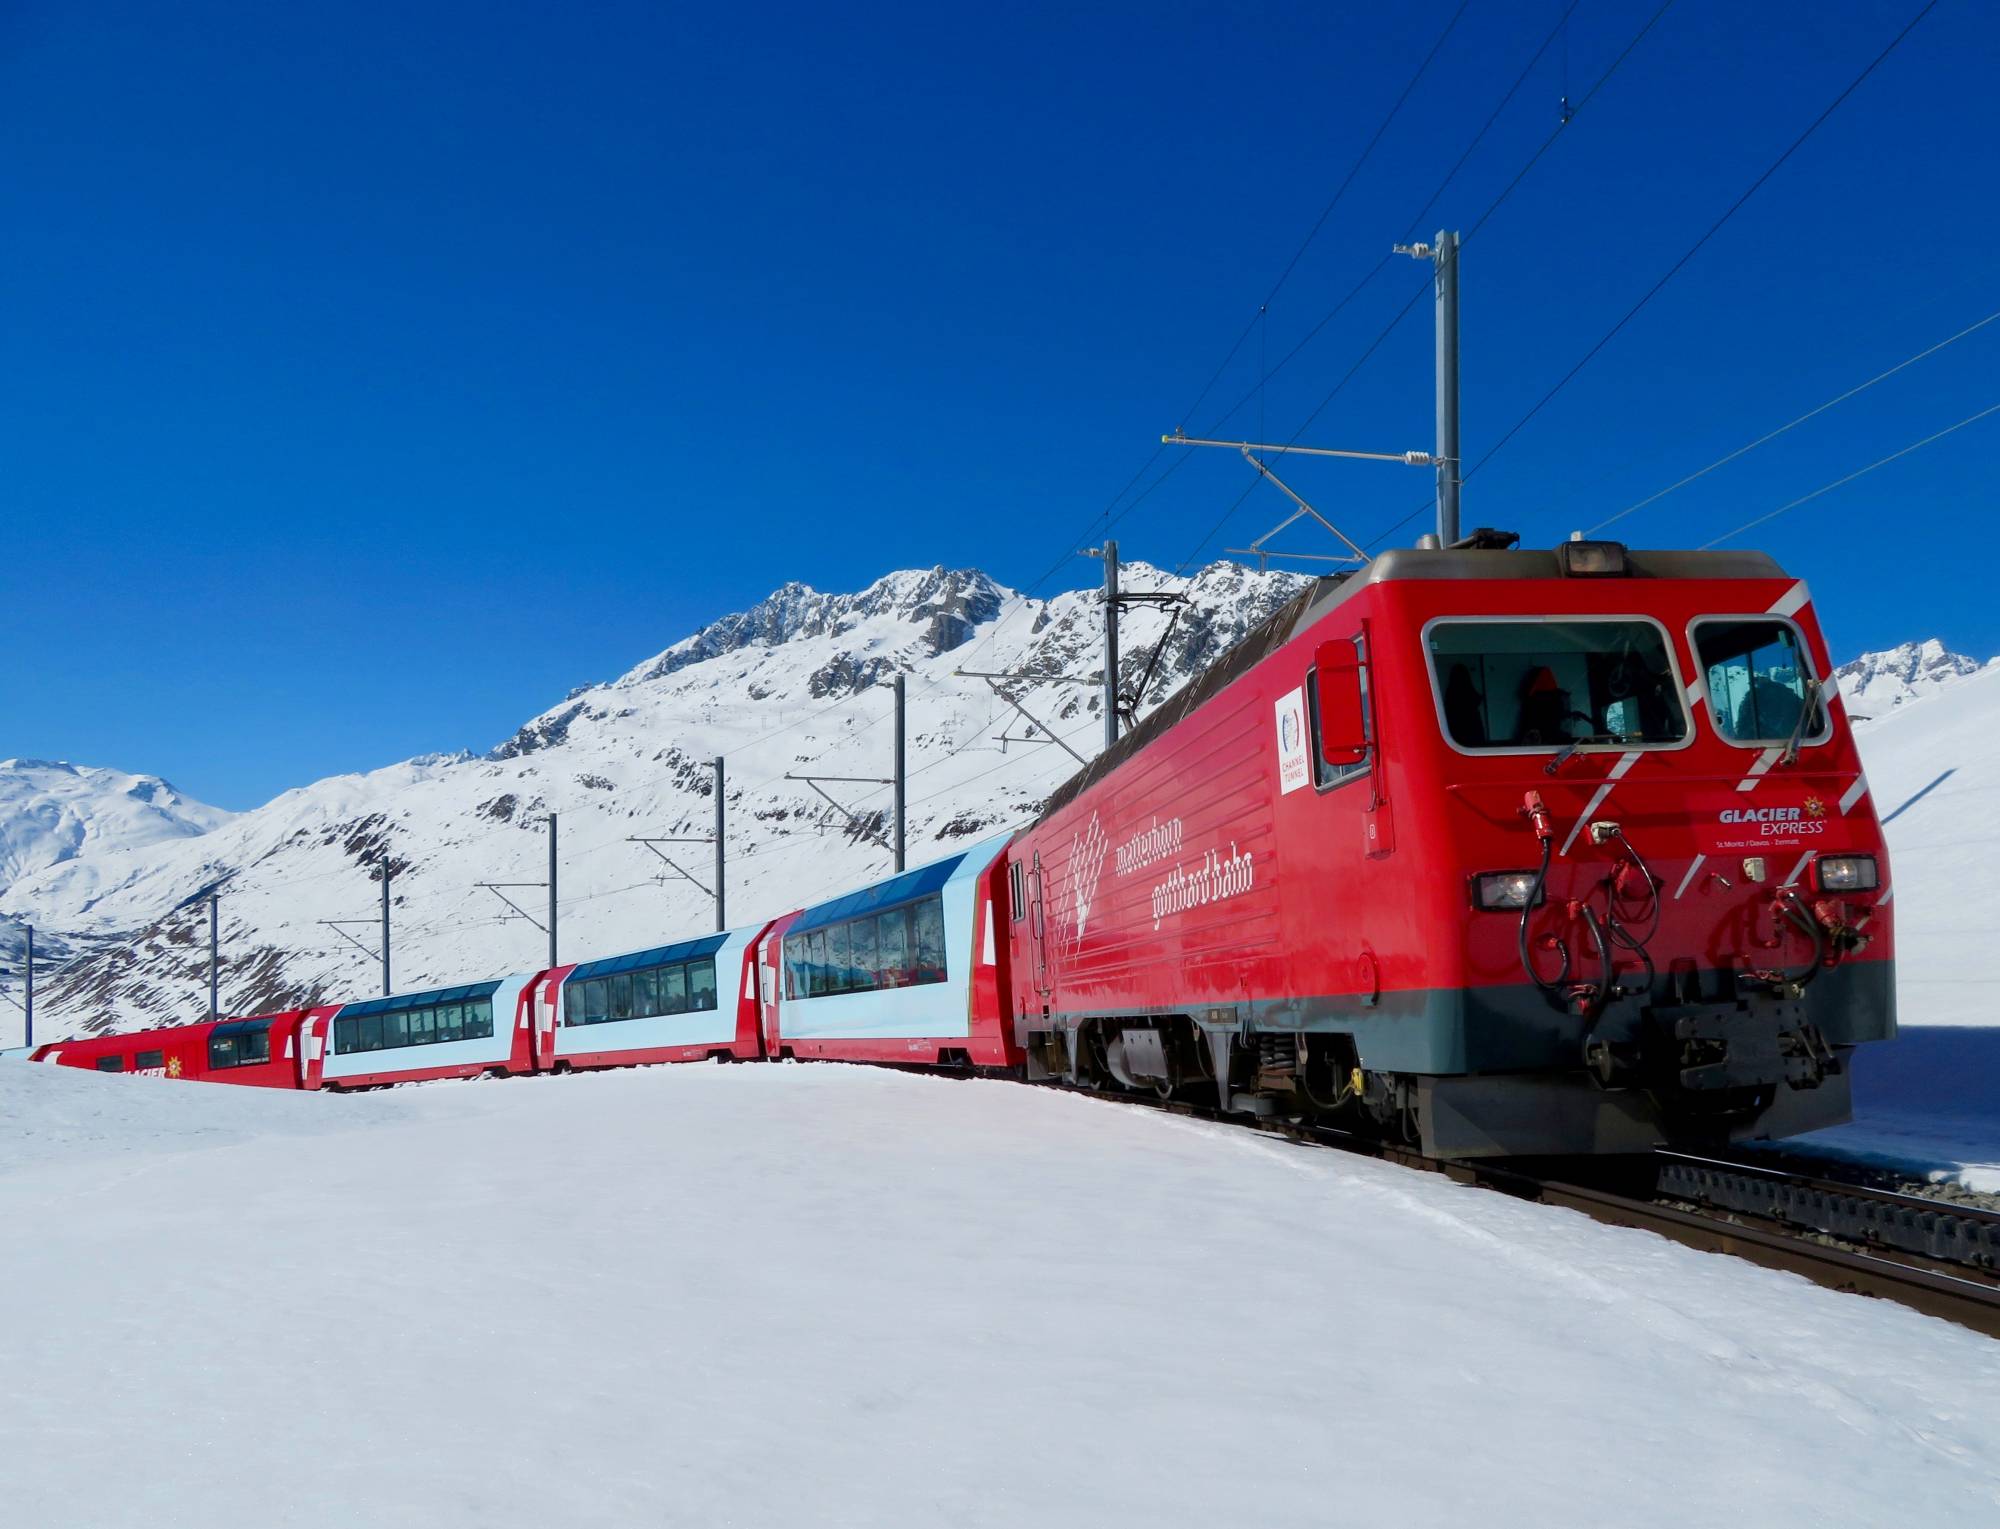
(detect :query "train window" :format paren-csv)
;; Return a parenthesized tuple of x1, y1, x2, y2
(208, 1020, 271, 1069)
(1425, 619, 1687, 752)
(1009, 861, 1027, 922)
(827, 922, 853, 996)
(659, 963, 688, 1015)
(383, 1011, 408, 1048)
(688, 961, 717, 1011)
(1692, 619, 1829, 747)
(437, 1003, 463, 1043)
(1306, 635, 1372, 789)
(806, 929, 828, 997)
(408, 1008, 434, 1045)
(95, 1054, 124, 1072)
(465, 1000, 494, 1041)
(633, 968, 659, 1017)
(913, 898, 947, 984)
(135, 1049, 164, 1070)
(852, 916, 881, 985)
(878, 907, 910, 987)
(607, 973, 632, 1021)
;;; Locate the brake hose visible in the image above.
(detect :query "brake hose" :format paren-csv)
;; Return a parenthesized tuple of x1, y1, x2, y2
(1773, 888, 1828, 990)
(1518, 836, 1572, 997)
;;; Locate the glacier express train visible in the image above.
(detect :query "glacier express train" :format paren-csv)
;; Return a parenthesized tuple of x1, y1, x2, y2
(26, 537, 1897, 1158)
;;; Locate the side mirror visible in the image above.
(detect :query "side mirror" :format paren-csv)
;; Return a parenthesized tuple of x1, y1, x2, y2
(1315, 642, 1367, 766)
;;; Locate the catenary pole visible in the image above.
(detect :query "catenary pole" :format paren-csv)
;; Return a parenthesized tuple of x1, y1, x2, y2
(893, 674, 907, 873)
(23, 925, 32, 1050)
(1102, 538, 1121, 749)
(546, 814, 559, 969)
(379, 858, 393, 996)
(1433, 229, 1461, 545)
(208, 894, 219, 1021)
(713, 758, 726, 931)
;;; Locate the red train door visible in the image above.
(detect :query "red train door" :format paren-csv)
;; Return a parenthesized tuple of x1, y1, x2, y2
(1028, 851, 1052, 1009)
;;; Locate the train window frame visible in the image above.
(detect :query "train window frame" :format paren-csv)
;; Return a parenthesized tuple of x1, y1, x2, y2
(1009, 861, 1027, 922)
(1418, 614, 1695, 759)
(1686, 614, 1833, 751)
(135, 1049, 164, 1070)
(1304, 632, 1374, 791)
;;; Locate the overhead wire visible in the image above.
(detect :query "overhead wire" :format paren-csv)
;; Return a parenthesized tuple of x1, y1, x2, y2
(1188, 0, 1680, 566)
(1452, 0, 1940, 499)
(1698, 400, 2000, 548)
(1583, 303, 2000, 535)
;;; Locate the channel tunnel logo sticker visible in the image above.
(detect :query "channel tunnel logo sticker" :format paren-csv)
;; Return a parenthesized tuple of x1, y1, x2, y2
(1275, 687, 1311, 795)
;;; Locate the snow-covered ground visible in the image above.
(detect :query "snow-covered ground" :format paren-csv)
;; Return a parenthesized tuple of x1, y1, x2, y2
(3, 1059, 1998, 1527)
(1799, 1026, 2000, 1192)
(1846, 660, 2000, 1029)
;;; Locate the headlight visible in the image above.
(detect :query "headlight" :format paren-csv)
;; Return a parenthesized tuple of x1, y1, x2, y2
(1472, 870, 1543, 911)
(1816, 855, 1880, 893)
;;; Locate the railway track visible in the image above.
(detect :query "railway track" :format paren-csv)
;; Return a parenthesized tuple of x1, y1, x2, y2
(1049, 1082, 2000, 1340)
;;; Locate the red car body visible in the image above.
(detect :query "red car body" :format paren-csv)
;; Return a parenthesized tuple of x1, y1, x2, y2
(1004, 544, 1893, 1155)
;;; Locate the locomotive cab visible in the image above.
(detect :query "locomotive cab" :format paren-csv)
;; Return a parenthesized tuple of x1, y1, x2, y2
(1007, 536, 1894, 1159)
(1342, 540, 1892, 1155)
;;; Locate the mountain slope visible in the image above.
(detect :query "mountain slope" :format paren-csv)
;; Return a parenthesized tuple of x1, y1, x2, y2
(0, 760, 230, 890)
(1837, 640, 1992, 715)
(0, 562, 1305, 1040)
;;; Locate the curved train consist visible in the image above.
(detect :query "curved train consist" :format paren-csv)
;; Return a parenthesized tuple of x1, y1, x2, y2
(25, 538, 1897, 1157)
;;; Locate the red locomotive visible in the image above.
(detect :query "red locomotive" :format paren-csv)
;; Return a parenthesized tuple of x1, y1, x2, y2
(26, 536, 1894, 1159)
(1005, 537, 1891, 1155)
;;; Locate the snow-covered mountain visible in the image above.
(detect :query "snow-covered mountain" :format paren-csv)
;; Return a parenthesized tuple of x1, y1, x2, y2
(0, 563, 1306, 1043)
(0, 760, 230, 890)
(1836, 640, 1993, 716)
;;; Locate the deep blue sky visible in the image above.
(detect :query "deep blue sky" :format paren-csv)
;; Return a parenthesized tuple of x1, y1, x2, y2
(5, 1, 1994, 809)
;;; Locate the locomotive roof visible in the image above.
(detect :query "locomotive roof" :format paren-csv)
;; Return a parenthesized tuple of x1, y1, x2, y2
(1037, 543, 1791, 819)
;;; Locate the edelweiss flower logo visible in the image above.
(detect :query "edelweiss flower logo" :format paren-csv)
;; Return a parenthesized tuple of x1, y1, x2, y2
(1067, 812, 1108, 945)
(1805, 795, 1827, 820)
(166, 1056, 182, 1077)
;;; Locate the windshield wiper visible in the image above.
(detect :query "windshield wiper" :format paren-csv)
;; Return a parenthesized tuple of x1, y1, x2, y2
(1780, 676, 1824, 766)
(1544, 735, 1625, 775)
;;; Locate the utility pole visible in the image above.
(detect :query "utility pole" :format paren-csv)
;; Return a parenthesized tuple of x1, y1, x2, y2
(379, 859, 393, 996)
(23, 925, 32, 1049)
(207, 894, 220, 1021)
(546, 813, 559, 969)
(712, 759, 726, 930)
(892, 675, 906, 872)
(1433, 229, 1460, 546)
(780, 678, 907, 872)
(1101, 539, 1121, 749)
(1397, 231, 1461, 545)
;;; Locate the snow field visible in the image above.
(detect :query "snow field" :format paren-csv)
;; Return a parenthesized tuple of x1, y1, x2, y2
(3, 1060, 1998, 1528)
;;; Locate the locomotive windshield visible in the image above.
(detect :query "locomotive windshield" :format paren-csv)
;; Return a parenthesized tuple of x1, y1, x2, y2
(1427, 619, 1688, 750)
(1691, 618, 1828, 745)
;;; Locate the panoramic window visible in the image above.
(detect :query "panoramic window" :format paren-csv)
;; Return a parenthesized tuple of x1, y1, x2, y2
(561, 955, 721, 1027)
(782, 893, 951, 1000)
(135, 1049, 165, 1070)
(1427, 619, 1688, 751)
(1693, 619, 1827, 745)
(334, 996, 496, 1054)
(95, 1054, 124, 1072)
